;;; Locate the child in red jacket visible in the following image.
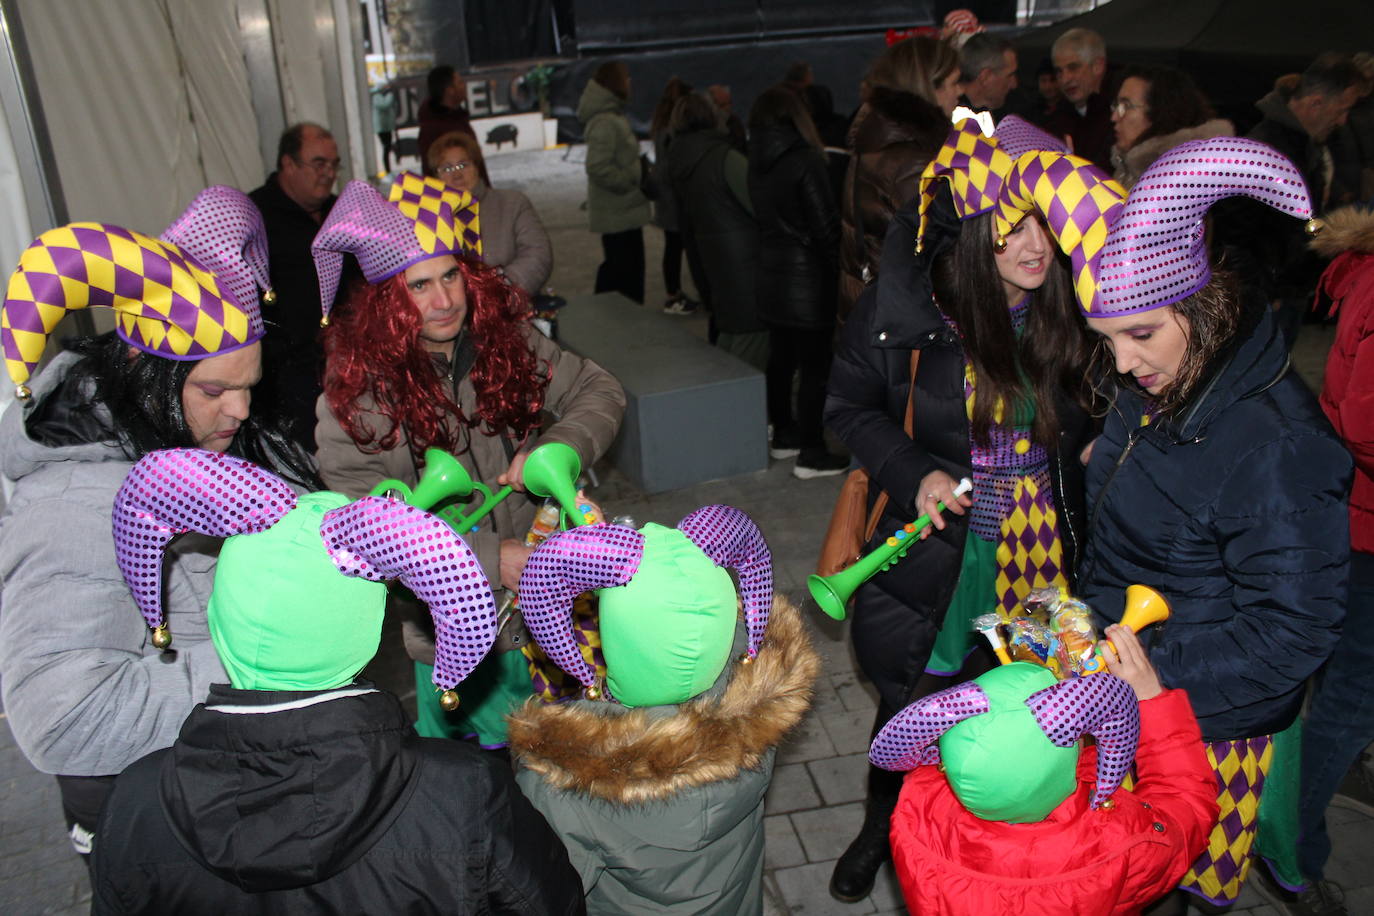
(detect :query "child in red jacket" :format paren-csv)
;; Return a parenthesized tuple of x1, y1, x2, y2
(870, 626, 1219, 915)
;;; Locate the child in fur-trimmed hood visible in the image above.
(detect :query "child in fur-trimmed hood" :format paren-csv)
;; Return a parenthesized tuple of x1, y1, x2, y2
(506, 506, 820, 915)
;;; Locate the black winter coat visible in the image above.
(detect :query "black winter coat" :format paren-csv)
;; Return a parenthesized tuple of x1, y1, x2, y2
(838, 87, 948, 322)
(249, 177, 336, 450)
(1078, 303, 1351, 742)
(825, 197, 1090, 712)
(92, 685, 585, 915)
(747, 126, 840, 330)
(666, 129, 762, 333)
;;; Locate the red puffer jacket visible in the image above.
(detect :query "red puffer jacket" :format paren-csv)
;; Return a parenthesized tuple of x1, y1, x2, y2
(889, 689, 1218, 916)
(1314, 205, 1374, 555)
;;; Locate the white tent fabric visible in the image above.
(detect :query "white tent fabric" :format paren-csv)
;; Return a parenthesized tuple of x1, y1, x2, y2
(0, 93, 31, 500)
(15, 0, 366, 234)
(270, 0, 335, 129)
(19, 0, 261, 233)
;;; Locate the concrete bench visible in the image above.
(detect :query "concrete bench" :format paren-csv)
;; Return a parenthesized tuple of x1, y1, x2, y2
(556, 293, 766, 493)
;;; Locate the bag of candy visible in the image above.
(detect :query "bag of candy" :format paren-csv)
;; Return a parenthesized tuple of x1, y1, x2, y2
(1050, 597, 1103, 675)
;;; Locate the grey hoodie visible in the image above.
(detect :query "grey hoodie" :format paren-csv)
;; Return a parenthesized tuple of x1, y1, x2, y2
(0, 351, 226, 776)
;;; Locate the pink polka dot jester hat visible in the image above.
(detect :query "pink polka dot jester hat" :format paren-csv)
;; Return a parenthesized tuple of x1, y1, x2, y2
(310, 175, 481, 321)
(870, 662, 1140, 822)
(517, 505, 773, 708)
(112, 448, 496, 701)
(1092, 136, 1315, 316)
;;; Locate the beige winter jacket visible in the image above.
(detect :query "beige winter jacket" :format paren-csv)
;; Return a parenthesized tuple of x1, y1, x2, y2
(315, 326, 626, 597)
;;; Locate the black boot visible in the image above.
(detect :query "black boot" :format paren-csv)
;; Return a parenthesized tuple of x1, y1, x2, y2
(828, 788, 898, 903)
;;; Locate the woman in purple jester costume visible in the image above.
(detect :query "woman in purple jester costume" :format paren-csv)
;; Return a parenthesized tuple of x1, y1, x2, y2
(995, 138, 1351, 909)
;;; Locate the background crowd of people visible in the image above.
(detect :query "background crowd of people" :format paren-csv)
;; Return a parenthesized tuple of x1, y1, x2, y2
(0, 11, 1372, 916)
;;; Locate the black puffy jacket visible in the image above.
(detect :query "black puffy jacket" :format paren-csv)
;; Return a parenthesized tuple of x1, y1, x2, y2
(747, 125, 840, 330)
(824, 196, 1090, 711)
(1078, 302, 1351, 742)
(666, 129, 761, 333)
(92, 684, 585, 915)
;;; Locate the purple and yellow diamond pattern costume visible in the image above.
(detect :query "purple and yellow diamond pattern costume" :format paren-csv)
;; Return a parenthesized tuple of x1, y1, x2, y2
(1180, 736, 1275, 904)
(915, 120, 1072, 676)
(3, 224, 262, 395)
(926, 298, 1067, 675)
(387, 172, 482, 259)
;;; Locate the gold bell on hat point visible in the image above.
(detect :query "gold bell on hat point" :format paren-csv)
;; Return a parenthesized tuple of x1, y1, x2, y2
(151, 625, 172, 650)
(1304, 218, 1325, 237)
(319, 315, 330, 328)
(263, 288, 278, 305)
(738, 652, 754, 665)
(994, 236, 1008, 253)
(583, 683, 602, 701)
(16, 384, 31, 401)
(439, 689, 460, 711)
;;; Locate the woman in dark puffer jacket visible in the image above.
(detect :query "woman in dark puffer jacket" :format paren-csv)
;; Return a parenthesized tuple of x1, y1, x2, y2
(748, 86, 846, 477)
(1013, 139, 1351, 911)
(838, 36, 960, 323)
(823, 119, 1093, 905)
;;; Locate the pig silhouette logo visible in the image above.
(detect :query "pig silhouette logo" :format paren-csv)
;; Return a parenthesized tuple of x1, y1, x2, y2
(487, 123, 519, 149)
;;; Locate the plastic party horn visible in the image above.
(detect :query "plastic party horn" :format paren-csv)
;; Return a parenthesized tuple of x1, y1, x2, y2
(1095, 584, 1171, 666)
(809, 478, 974, 620)
(1115, 584, 1171, 639)
(522, 442, 597, 528)
(973, 612, 1012, 665)
(369, 448, 512, 534)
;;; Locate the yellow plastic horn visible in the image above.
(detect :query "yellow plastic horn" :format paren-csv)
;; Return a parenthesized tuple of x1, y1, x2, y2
(522, 442, 594, 527)
(369, 448, 513, 534)
(808, 478, 973, 621)
(1120, 584, 1171, 634)
(1097, 584, 1172, 664)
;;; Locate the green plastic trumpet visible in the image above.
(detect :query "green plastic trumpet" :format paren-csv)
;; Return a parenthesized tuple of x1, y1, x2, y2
(521, 442, 596, 528)
(808, 477, 973, 621)
(369, 448, 511, 534)
(369, 442, 593, 533)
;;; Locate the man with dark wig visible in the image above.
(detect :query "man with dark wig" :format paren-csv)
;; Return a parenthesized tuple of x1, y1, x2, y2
(312, 173, 624, 749)
(0, 187, 318, 862)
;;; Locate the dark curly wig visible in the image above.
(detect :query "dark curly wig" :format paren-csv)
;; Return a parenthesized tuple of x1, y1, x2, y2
(323, 255, 546, 459)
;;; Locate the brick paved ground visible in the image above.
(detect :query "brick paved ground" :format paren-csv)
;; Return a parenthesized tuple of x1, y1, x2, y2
(1, 145, 1366, 915)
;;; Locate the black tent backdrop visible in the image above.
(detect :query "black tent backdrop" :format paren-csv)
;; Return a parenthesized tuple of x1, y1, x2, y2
(1013, 0, 1374, 130)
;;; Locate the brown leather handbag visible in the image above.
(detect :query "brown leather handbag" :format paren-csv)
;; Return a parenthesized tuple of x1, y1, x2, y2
(816, 350, 920, 577)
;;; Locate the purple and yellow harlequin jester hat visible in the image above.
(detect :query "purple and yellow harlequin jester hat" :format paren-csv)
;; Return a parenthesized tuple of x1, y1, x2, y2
(517, 506, 772, 708)
(113, 449, 496, 702)
(992, 150, 1127, 314)
(311, 173, 482, 321)
(1090, 137, 1315, 316)
(2, 186, 271, 400)
(915, 115, 1069, 253)
(870, 662, 1140, 823)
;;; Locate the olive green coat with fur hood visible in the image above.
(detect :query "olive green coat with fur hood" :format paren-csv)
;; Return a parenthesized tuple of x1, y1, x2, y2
(578, 79, 651, 235)
(508, 597, 820, 915)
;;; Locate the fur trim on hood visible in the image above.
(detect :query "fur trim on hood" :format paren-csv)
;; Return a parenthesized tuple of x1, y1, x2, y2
(1310, 204, 1374, 258)
(507, 595, 820, 805)
(1111, 119, 1235, 189)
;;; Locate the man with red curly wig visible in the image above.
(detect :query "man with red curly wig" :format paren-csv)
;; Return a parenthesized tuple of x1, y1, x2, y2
(311, 176, 625, 746)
